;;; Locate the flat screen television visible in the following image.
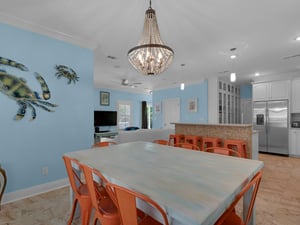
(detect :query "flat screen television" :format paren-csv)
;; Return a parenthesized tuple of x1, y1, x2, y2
(94, 110, 117, 126)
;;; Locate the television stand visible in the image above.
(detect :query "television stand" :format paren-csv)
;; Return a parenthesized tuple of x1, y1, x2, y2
(94, 131, 118, 143)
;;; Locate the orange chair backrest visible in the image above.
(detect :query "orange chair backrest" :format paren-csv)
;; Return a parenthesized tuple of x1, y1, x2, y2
(153, 139, 169, 145)
(204, 147, 242, 157)
(174, 143, 200, 151)
(215, 170, 263, 225)
(62, 155, 84, 196)
(82, 164, 110, 212)
(106, 182, 170, 225)
(92, 141, 117, 148)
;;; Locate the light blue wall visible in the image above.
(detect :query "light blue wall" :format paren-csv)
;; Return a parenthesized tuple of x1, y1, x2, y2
(0, 23, 94, 193)
(152, 80, 208, 128)
(240, 84, 252, 99)
(94, 88, 151, 131)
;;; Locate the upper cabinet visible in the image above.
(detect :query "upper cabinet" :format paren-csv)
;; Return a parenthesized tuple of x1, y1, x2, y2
(218, 80, 240, 124)
(253, 80, 290, 101)
(291, 79, 300, 113)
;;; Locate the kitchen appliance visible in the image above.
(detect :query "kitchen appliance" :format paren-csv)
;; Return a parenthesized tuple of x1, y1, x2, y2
(253, 100, 289, 155)
(291, 121, 300, 128)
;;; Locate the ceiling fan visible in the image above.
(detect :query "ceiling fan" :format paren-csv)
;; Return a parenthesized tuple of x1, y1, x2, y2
(121, 79, 142, 88)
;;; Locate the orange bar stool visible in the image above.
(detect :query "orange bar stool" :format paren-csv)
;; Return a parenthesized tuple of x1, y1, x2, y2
(201, 137, 222, 151)
(168, 134, 185, 146)
(184, 135, 202, 148)
(224, 139, 247, 158)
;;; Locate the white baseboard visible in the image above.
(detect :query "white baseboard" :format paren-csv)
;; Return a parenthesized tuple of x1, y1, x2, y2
(2, 178, 69, 205)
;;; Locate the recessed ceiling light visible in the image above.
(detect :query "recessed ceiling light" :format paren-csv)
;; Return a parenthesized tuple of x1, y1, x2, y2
(296, 36, 300, 41)
(230, 55, 237, 59)
(255, 72, 260, 77)
(180, 83, 185, 90)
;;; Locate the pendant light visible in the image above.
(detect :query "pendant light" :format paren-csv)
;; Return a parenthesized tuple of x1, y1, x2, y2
(127, 0, 174, 75)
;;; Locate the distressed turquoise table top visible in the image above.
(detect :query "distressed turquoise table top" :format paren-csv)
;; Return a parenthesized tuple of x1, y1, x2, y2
(65, 141, 264, 225)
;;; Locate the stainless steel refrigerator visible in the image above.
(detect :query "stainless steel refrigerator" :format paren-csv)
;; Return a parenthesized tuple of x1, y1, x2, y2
(253, 100, 289, 155)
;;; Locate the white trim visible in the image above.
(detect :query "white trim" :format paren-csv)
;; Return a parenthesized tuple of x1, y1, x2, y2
(1, 178, 69, 205)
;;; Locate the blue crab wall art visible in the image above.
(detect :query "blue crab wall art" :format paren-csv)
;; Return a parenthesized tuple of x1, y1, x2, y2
(0, 56, 58, 121)
(55, 65, 79, 84)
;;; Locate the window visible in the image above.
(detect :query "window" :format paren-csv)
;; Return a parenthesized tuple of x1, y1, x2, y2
(117, 101, 132, 129)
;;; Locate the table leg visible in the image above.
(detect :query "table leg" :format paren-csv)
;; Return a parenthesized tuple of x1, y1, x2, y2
(243, 187, 255, 225)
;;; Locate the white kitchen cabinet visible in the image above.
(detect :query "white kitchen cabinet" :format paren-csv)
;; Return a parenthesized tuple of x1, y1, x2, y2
(218, 80, 240, 124)
(253, 83, 268, 101)
(253, 80, 290, 101)
(290, 129, 300, 156)
(291, 79, 300, 113)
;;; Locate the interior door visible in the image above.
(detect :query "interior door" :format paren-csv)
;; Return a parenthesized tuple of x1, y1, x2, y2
(163, 98, 180, 129)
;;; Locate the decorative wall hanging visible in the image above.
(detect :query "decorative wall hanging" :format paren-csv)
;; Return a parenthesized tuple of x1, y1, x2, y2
(100, 91, 110, 106)
(0, 56, 29, 71)
(0, 56, 58, 121)
(188, 98, 197, 112)
(55, 65, 79, 84)
(155, 102, 161, 113)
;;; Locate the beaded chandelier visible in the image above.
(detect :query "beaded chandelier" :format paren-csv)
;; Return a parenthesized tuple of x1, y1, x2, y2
(127, 0, 174, 75)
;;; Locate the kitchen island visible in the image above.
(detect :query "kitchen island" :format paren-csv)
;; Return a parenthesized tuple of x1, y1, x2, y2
(172, 123, 258, 159)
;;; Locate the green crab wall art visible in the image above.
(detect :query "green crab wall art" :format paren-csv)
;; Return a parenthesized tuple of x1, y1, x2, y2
(0, 56, 58, 121)
(55, 65, 79, 84)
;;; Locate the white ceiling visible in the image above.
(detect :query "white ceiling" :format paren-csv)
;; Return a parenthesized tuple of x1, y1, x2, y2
(1, 0, 300, 94)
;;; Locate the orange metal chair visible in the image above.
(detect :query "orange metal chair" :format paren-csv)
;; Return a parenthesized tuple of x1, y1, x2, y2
(224, 139, 247, 158)
(62, 156, 92, 225)
(92, 141, 117, 148)
(0, 166, 7, 210)
(82, 164, 120, 225)
(168, 134, 185, 146)
(105, 182, 170, 225)
(173, 142, 200, 151)
(204, 147, 242, 157)
(214, 170, 263, 225)
(184, 135, 202, 148)
(153, 139, 169, 145)
(201, 137, 222, 150)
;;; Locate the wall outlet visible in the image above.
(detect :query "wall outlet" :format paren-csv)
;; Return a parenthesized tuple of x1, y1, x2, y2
(42, 167, 48, 176)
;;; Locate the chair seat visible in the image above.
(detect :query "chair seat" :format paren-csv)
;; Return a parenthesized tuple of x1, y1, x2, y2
(98, 197, 119, 215)
(139, 215, 164, 225)
(78, 184, 90, 195)
(221, 210, 243, 225)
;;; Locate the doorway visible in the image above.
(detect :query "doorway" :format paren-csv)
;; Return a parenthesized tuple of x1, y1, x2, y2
(163, 98, 180, 129)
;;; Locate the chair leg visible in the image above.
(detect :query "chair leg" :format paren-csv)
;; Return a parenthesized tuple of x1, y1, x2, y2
(93, 216, 98, 225)
(68, 198, 78, 225)
(80, 204, 92, 225)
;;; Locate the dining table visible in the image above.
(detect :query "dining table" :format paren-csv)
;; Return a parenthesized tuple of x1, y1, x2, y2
(64, 141, 264, 225)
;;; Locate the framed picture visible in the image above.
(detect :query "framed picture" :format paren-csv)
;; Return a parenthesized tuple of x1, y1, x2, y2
(100, 91, 110, 106)
(155, 102, 161, 113)
(188, 98, 197, 112)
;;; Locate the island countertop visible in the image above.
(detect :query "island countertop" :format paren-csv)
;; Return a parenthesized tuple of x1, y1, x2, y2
(172, 122, 252, 127)
(172, 122, 256, 158)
